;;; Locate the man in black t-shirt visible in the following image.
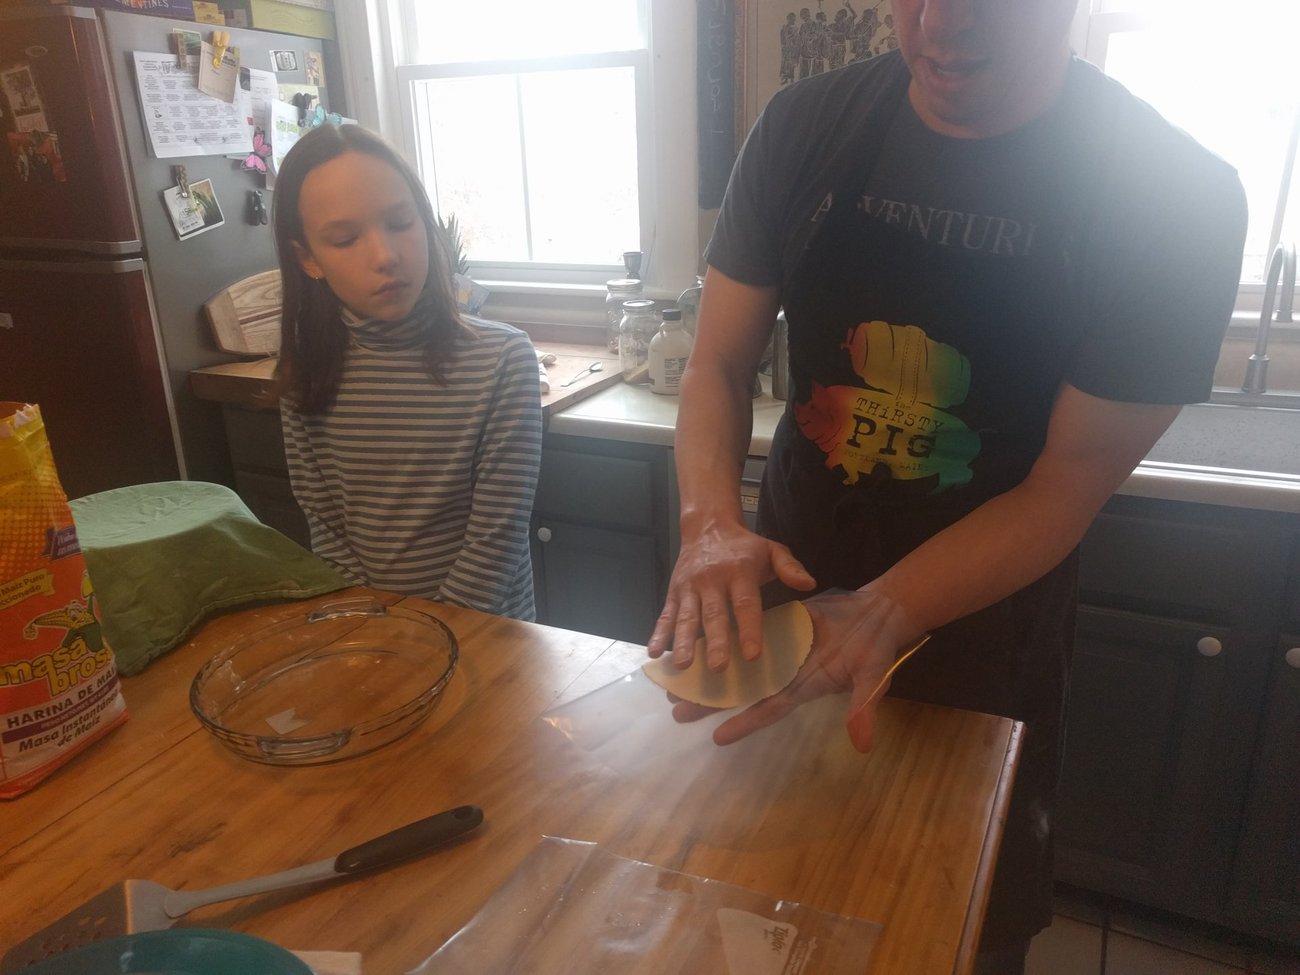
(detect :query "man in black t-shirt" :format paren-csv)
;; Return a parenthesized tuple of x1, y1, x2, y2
(646, 0, 1247, 971)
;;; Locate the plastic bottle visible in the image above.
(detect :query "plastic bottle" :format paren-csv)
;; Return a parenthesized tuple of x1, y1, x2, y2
(648, 308, 694, 396)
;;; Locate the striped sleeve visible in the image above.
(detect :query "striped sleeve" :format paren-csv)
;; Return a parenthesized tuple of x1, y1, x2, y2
(435, 329, 542, 619)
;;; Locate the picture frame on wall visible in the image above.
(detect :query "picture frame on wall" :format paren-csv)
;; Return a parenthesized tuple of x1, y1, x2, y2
(735, 0, 898, 146)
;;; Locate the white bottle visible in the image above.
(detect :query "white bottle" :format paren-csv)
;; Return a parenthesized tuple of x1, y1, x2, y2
(649, 308, 694, 396)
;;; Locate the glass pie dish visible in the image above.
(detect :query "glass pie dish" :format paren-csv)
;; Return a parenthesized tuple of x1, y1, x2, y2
(190, 597, 457, 766)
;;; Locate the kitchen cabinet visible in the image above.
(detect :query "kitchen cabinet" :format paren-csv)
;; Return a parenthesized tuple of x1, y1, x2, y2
(1226, 599, 1300, 943)
(219, 406, 310, 547)
(530, 434, 675, 643)
(1057, 493, 1299, 945)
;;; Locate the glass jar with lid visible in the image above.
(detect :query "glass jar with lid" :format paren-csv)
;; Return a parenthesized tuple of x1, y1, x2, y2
(618, 298, 658, 380)
(604, 279, 643, 352)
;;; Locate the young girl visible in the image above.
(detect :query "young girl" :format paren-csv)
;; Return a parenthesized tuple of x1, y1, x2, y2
(272, 124, 542, 620)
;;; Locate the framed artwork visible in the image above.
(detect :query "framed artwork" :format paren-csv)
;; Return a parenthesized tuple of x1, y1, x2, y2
(735, 0, 897, 145)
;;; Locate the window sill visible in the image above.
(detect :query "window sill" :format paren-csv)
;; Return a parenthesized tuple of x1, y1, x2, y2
(474, 278, 681, 338)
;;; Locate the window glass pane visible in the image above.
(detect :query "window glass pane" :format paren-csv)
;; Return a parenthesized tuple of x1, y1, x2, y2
(409, 0, 641, 63)
(520, 67, 639, 264)
(409, 67, 640, 266)
(1099, 2, 1300, 283)
(410, 76, 529, 262)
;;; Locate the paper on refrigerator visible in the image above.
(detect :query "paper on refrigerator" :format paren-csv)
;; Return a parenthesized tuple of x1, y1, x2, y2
(132, 51, 253, 159)
(266, 97, 305, 189)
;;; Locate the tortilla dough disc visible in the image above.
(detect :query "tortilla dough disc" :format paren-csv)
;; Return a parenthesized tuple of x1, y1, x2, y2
(642, 601, 814, 709)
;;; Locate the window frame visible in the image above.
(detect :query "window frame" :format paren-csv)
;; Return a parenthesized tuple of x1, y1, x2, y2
(395, 49, 653, 289)
(339, 0, 701, 329)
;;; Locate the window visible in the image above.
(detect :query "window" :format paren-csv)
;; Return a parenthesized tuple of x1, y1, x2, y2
(402, 54, 644, 271)
(381, 0, 698, 311)
(1074, 0, 1300, 311)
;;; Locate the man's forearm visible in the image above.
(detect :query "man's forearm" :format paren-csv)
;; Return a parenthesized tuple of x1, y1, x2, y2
(871, 388, 1181, 635)
(869, 475, 1105, 634)
(674, 354, 754, 536)
(672, 269, 780, 540)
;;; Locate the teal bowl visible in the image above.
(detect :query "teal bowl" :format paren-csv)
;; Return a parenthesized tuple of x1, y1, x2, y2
(18, 928, 315, 974)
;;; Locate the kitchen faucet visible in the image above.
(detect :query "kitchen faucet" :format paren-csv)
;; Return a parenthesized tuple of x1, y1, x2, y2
(1242, 241, 1296, 394)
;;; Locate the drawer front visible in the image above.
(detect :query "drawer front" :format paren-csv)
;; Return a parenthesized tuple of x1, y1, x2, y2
(222, 405, 289, 473)
(1078, 508, 1283, 623)
(536, 449, 656, 532)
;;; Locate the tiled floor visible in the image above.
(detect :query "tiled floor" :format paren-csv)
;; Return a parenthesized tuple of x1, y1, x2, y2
(1025, 886, 1300, 975)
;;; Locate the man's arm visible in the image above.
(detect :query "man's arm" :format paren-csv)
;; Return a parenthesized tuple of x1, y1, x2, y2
(646, 268, 816, 666)
(707, 383, 1182, 749)
(872, 384, 1179, 630)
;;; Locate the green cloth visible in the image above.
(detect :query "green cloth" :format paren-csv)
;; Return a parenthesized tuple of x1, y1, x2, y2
(69, 481, 348, 676)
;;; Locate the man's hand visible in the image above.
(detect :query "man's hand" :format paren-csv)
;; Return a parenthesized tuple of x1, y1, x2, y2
(647, 519, 814, 671)
(671, 586, 923, 752)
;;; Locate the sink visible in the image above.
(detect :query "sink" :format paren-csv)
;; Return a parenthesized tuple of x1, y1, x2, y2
(1145, 401, 1300, 476)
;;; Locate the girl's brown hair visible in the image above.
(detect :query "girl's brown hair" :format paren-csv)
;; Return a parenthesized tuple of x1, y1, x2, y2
(271, 124, 469, 414)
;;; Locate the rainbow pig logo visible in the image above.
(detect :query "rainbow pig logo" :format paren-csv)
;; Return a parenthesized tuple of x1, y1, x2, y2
(794, 320, 980, 491)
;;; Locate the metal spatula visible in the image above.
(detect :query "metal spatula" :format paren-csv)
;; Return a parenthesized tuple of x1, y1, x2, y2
(1, 804, 483, 973)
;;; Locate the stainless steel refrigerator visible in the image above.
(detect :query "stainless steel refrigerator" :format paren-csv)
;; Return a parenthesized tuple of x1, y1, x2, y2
(0, 5, 339, 499)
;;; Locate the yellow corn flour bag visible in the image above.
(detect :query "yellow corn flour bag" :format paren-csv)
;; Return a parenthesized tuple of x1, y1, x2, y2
(0, 403, 127, 798)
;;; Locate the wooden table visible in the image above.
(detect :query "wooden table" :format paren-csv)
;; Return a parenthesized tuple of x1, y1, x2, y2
(0, 590, 1021, 974)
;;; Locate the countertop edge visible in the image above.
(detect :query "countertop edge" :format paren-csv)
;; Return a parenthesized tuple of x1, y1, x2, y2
(548, 385, 1300, 516)
(191, 356, 1300, 516)
(1117, 463, 1300, 514)
(190, 342, 622, 419)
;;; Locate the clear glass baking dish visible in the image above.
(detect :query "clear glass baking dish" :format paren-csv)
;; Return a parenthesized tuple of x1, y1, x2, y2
(190, 597, 457, 766)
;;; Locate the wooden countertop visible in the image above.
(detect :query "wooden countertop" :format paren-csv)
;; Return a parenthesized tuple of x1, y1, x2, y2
(189, 342, 623, 419)
(0, 590, 1021, 974)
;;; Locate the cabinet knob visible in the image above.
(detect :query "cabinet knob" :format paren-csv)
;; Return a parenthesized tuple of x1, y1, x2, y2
(1286, 646, 1300, 669)
(1196, 636, 1223, 657)
(536, 526, 552, 543)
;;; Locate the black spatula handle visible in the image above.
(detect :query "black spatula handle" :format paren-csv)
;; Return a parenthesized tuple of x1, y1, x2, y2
(334, 805, 484, 873)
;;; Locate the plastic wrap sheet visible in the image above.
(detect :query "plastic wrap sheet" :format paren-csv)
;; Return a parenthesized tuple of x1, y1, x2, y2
(537, 668, 863, 817)
(409, 836, 881, 975)
(544, 668, 729, 762)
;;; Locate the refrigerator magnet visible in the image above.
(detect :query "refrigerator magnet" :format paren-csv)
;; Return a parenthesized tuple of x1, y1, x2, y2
(246, 189, 268, 226)
(0, 64, 43, 114)
(8, 130, 64, 183)
(198, 40, 240, 103)
(162, 177, 225, 241)
(171, 29, 202, 70)
(305, 51, 324, 88)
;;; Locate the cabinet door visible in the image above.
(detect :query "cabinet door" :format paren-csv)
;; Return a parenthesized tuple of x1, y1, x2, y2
(531, 436, 672, 641)
(1228, 633, 1300, 944)
(1056, 607, 1259, 922)
(532, 519, 660, 644)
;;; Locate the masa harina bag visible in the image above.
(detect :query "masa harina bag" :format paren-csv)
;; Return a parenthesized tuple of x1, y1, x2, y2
(0, 402, 127, 798)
